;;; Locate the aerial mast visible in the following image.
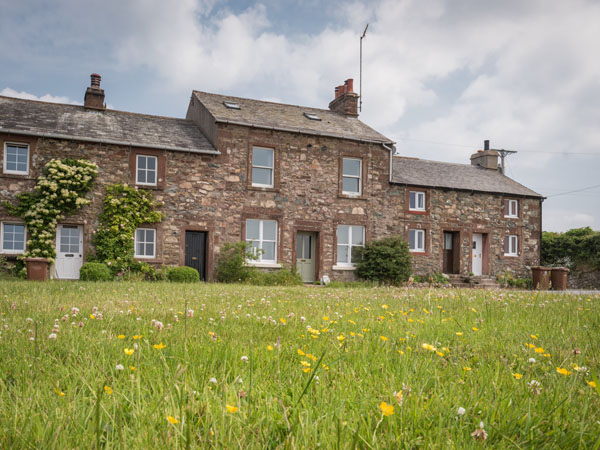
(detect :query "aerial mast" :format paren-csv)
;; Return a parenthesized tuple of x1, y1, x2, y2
(359, 24, 369, 112)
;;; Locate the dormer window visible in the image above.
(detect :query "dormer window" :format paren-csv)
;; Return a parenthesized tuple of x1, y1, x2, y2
(303, 112, 321, 121)
(223, 101, 240, 110)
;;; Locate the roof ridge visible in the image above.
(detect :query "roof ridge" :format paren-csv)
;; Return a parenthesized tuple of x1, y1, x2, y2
(0, 95, 190, 122)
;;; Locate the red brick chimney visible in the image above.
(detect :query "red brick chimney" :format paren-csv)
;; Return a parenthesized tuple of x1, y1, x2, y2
(84, 73, 106, 110)
(328, 79, 359, 117)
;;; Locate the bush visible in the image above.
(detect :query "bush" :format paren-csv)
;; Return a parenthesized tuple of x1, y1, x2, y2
(248, 267, 303, 286)
(542, 227, 600, 270)
(80, 262, 112, 281)
(354, 236, 412, 284)
(497, 270, 533, 289)
(216, 242, 258, 283)
(167, 266, 200, 283)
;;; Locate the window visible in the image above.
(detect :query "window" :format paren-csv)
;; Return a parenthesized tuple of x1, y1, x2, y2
(59, 226, 80, 253)
(337, 225, 365, 265)
(504, 234, 518, 256)
(246, 219, 277, 263)
(134, 228, 156, 258)
(505, 199, 518, 218)
(303, 112, 321, 121)
(3, 143, 29, 175)
(409, 191, 426, 211)
(251, 147, 274, 188)
(342, 158, 362, 195)
(409, 229, 426, 253)
(1, 223, 26, 254)
(136, 155, 157, 186)
(223, 101, 241, 109)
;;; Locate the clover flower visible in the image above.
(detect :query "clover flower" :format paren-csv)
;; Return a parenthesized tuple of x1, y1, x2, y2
(457, 407, 466, 416)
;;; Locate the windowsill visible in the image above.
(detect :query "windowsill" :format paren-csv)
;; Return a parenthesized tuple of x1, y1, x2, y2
(504, 254, 519, 258)
(504, 216, 519, 219)
(409, 251, 428, 256)
(135, 184, 163, 191)
(248, 186, 279, 193)
(337, 194, 367, 201)
(1, 173, 34, 180)
(332, 265, 356, 271)
(407, 209, 429, 215)
(248, 262, 282, 269)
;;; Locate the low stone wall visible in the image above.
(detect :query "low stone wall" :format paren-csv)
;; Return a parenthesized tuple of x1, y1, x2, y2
(567, 270, 600, 290)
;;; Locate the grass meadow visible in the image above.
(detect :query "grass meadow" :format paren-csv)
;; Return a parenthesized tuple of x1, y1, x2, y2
(0, 281, 599, 449)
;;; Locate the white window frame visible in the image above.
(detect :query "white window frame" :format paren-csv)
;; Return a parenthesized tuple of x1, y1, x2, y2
(409, 229, 426, 253)
(136, 155, 158, 186)
(1, 222, 26, 254)
(336, 225, 365, 266)
(251, 147, 274, 188)
(505, 234, 518, 257)
(3, 142, 29, 175)
(341, 157, 362, 196)
(409, 191, 426, 211)
(505, 199, 518, 218)
(134, 228, 156, 259)
(245, 219, 277, 264)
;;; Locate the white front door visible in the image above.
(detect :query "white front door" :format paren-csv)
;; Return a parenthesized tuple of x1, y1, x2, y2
(471, 233, 483, 276)
(296, 232, 316, 283)
(55, 225, 83, 279)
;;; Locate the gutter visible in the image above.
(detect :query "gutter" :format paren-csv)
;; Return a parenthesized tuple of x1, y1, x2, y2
(388, 180, 545, 200)
(215, 119, 393, 146)
(0, 127, 221, 155)
(382, 143, 396, 183)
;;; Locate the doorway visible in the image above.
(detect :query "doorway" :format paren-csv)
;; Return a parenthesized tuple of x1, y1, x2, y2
(185, 231, 207, 281)
(442, 231, 460, 274)
(296, 231, 317, 283)
(471, 233, 483, 276)
(55, 224, 83, 279)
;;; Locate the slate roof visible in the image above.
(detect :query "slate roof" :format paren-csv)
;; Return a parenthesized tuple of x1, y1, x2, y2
(0, 96, 218, 154)
(192, 91, 393, 144)
(392, 157, 543, 198)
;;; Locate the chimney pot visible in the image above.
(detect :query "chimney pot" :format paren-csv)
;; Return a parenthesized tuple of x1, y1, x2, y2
(329, 78, 359, 117)
(484, 139, 490, 150)
(345, 78, 354, 92)
(90, 73, 101, 88)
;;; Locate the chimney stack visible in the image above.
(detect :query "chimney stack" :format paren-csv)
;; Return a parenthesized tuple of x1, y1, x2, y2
(328, 78, 359, 117)
(470, 139, 498, 170)
(84, 73, 106, 110)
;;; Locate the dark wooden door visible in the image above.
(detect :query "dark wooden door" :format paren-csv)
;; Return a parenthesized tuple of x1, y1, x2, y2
(442, 232, 454, 274)
(185, 231, 207, 281)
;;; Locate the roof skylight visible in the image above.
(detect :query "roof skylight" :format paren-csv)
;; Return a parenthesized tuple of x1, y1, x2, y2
(303, 112, 321, 121)
(223, 101, 241, 110)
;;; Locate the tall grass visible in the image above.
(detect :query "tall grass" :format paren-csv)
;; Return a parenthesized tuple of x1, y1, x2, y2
(0, 281, 598, 448)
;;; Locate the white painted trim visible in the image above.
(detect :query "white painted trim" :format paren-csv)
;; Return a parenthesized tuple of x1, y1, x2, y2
(0, 222, 26, 254)
(135, 155, 158, 186)
(247, 262, 282, 269)
(332, 265, 357, 271)
(3, 142, 29, 176)
(341, 157, 362, 196)
(134, 228, 156, 258)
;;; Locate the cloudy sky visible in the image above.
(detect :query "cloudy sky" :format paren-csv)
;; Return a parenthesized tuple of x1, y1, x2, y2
(1, 0, 599, 231)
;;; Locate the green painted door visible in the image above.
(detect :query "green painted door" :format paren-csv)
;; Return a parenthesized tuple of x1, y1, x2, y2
(296, 232, 316, 283)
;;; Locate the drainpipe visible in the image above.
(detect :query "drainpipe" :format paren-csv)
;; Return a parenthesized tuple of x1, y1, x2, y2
(382, 143, 395, 183)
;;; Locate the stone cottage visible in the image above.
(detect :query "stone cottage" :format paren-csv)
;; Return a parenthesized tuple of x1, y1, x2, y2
(0, 74, 543, 281)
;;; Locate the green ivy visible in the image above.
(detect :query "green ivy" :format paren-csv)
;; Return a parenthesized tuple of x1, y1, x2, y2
(93, 184, 163, 273)
(3, 158, 97, 261)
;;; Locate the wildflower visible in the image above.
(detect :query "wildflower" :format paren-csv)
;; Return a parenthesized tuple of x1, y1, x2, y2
(118, 334, 125, 339)
(587, 381, 597, 388)
(130, 366, 136, 371)
(297, 349, 305, 356)
(115, 364, 124, 371)
(209, 377, 217, 384)
(573, 348, 581, 355)
(472, 327, 478, 332)
(226, 404, 239, 413)
(48, 333, 57, 340)
(530, 334, 538, 340)
(167, 416, 179, 424)
(556, 367, 572, 375)
(267, 345, 274, 351)
(512, 373, 523, 379)
(187, 309, 194, 318)
(280, 318, 286, 324)
(153, 321, 164, 331)
(78, 321, 84, 328)
(529, 380, 541, 394)
(104, 386, 113, 395)
(455, 332, 464, 336)
(153, 342, 166, 350)
(534, 347, 545, 354)
(457, 407, 466, 416)
(241, 355, 249, 362)
(528, 358, 536, 363)
(471, 422, 488, 441)
(133, 335, 142, 340)
(300, 361, 311, 367)
(54, 388, 66, 396)
(380, 336, 388, 342)
(302, 367, 311, 373)
(90, 314, 95, 320)
(379, 402, 394, 416)
(436, 351, 445, 357)
(463, 367, 472, 372)
(542, 353, 551, 358)
(124, 348, 134, 356)
(393, 390, 403, 406)
(322, 316, 329, 321)
(421, 343, 436, 351)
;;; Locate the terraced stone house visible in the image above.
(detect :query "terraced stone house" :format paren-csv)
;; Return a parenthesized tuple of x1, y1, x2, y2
(0, 75, 543, 281)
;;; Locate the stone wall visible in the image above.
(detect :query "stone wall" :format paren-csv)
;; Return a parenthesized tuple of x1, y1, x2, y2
(0, 128, 541, 281)
(567, 270, 600, 290)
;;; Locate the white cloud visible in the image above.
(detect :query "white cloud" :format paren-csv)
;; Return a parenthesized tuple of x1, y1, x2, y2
(0, 88, 81, 105)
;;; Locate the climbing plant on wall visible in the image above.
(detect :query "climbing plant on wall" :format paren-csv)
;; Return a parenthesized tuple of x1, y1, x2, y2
(92, 184, 163, 273)
(3, 158, 98, 260)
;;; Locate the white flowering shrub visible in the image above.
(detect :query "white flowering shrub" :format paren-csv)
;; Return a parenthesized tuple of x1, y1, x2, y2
(4, 158, 97, 261)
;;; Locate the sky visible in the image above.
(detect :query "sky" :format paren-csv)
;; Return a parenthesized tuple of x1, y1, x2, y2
(1, 0, 599, 232)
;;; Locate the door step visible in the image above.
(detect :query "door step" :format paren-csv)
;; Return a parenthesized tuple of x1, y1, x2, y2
(447, 275, 499, 289)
